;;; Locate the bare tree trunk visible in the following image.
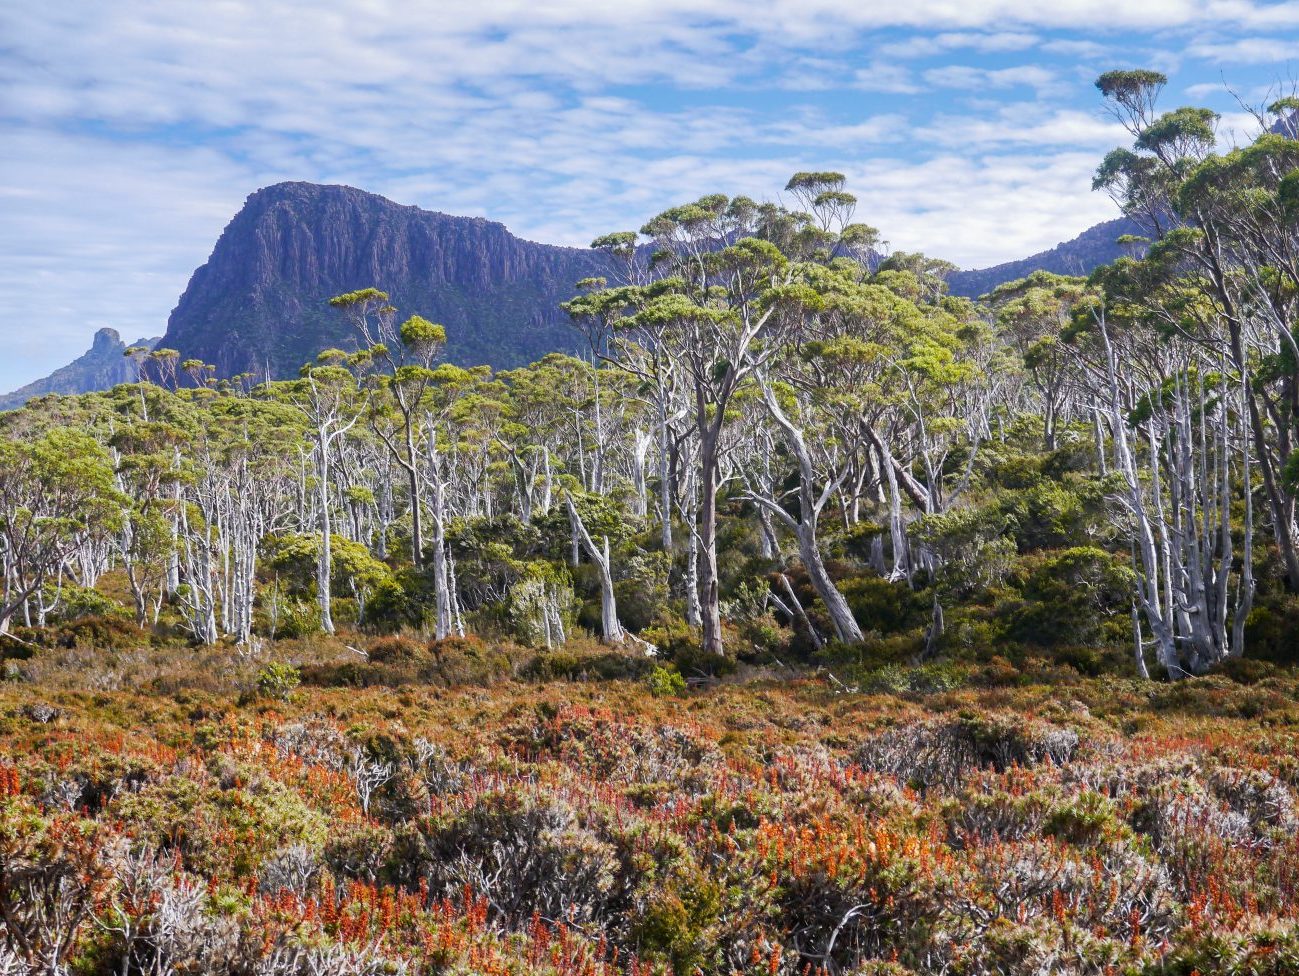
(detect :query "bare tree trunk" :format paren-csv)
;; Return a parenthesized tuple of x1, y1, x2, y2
(794, 522, 861, 643)
(566, 494, 624, 644)
(698, 428, 724, 655)
(316, 433, 334, 636)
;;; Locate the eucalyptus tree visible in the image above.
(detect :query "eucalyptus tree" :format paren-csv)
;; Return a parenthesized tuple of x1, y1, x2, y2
(330, 288, 447, 567)
(202, 395, 307, 642)
(569, 196, 817, 654)
(417, 363, 494, 638)
(564, 489, 625, 644)
(739, 372, 864, 643)
(1093, 69, 1299, 589)
(733, 265, 871, 642)
(987, 272, 1091, 452)
(149, 349, 181, 391)
(109, 407, 189, 626)
(1066, 296, 1255, 677)
(284, 352, 367, 634)
(571, 264, 690, 551)
(0, 429, 119, 635)
(173, 396, 225, 644)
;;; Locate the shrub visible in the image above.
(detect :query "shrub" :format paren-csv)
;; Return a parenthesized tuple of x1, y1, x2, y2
(0, 799, 112, 971)
(857, 662, 968, 695)
(839, 576, 929, 635)
(504, 567, 576, 648)
(365, 634, 424, 664)
(856, 713, 1081, 792)
(398, 792, 625, 928)
(647, 666, 686, 698)
(52, 615, 149, 651)
(426, 635, 522, 686)
(255, 661, 301, 700)
(45, 583, 131, 624)
(522, 645, 654, 682)
(1004, 547, 1134, 647)
(1211, 656, 1282, 685)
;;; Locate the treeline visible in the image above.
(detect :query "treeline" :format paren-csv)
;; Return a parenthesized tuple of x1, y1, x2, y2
(2, 70, 1298, 681)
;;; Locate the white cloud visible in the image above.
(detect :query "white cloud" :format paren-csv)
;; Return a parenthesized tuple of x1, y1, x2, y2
(880, 31, 1040, 59)
(916, 107, 1128, 147)
(1189, 37, 1299, 62)
(1041, 38, 1112, 58)
(0, 129, 257, 391)
(922, 64, 1062, 94)
(851, 63, 924, 93)
(1, 0, 1295, 391)
(844, 151, 1122, 267)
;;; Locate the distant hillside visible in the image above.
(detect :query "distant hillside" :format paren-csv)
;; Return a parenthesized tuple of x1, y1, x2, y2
(0, 328, 157, 411)
(946, 216, 1145, 297)
(159, 182, 609, 379)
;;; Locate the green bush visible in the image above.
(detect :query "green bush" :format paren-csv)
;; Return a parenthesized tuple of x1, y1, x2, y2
(522, 648, 654, 682)
(254, 584, 320, 639)
(1004, 547, 1133, 647)
(647, 665, 686, 698)
(52, 615, 150, 650)
(256, 661, 301, 700)
(45, 583, 131, 624)
(840, 576, 929, 635)
(857, 661, 968, 695)
(366, 634, 425, 664)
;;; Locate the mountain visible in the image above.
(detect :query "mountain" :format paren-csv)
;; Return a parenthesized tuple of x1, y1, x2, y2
(945, 216, 1144, 297)
(1, 184, 1144, 409)
(0, 328, 158, 411)
(159, 182, 608, 379)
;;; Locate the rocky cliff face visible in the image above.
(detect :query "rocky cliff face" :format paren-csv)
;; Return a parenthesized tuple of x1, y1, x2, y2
(0, 328, 157, 411)
(161, 182, 609, 378)
(946, 216, 1145, 297)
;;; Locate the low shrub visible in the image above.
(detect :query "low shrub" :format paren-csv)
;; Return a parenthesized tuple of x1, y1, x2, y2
(52, 616, 150, 651)
(647, 665, 686, 698)
(255, 661, 301, 700)
(856, 712, 1082, 792)
(522, 646, 654, 682)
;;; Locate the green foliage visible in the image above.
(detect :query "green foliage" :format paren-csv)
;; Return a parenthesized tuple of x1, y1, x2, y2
(44, 583, 130, 624)
(840, 576, 929, 635)
(48, 615, 150, 651)
(646, 665, 686, 698)
(1004, 547, 1135, 647)
(255, 661, 301, 700)
(857, 661, 968, 695)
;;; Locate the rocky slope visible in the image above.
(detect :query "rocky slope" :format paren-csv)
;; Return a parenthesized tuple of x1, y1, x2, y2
(0, 328, 157, 411)
(159, 182, 608, 379)
(946, 216, 1144, 297)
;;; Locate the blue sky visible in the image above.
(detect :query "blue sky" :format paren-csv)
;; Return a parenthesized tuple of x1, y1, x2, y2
(1, 1, 1298, 392)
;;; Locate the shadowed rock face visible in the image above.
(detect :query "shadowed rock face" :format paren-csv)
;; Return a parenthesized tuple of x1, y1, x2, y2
(0, 328, 157, 411)
(159, 182, 609, 379)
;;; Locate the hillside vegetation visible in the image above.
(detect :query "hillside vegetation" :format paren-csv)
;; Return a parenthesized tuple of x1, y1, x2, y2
(2, 71, 1299, 975)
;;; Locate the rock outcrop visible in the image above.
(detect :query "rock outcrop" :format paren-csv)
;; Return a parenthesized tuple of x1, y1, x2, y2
(0, 328, 157, 411)
(159, 182, 609, 378)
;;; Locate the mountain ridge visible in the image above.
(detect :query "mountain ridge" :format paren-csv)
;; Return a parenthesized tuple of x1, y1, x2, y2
(158, 181, 607, 380)
(945, 216, 1143, 297)
(4, 183, 1140, 407)
(0, 328, 159, 411)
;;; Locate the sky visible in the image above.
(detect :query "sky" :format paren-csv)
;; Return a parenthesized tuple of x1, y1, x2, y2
(1, 1, 1298, 393)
